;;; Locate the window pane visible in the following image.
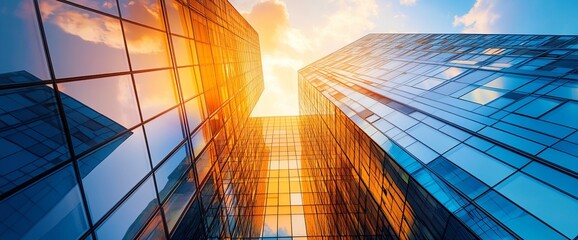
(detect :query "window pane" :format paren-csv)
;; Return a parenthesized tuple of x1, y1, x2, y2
(155, 143, 191, 201)
(483, 75, 531, 90)
(137, 211, 166, 240)
(163, 169, 197, 232)
(124, 21, 171, 70)
(191, 124, 211, 156)
(145, 108, 184, 166)
(118, 0, 164, 29)
(476, 190, 565, 240)
(0, 84, 69, 193)
(460, 87, 507, 105)
(428, 157, 488, 199)
(135, 69, 178, 120)
(178, 67, 201, 100)
(541, 101, 578, 128)
(185, 95, 205, 132)
(0, 0, 50, 81)
(59, 75, 140, 154)
(0, 165, 88, 240)
(496, 173, 578, 238)
(515, 97, 561, 118)
(40, 0, 129, 78)
(96, 177, 158, 240)
(443, 144, 514, 186)
(195, 145, 213, 183)
(79, 127, 151, 221)
(165, 0, 188, 36)
(173, 36, 193, 66)
(68, 0, 118, 15)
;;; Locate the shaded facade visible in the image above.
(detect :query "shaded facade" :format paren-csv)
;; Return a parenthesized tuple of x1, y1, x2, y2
(0, 0, 262, 239)
(299, 33, 578, 239)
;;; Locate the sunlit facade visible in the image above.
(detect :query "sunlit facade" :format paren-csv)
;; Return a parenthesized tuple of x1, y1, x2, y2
(299, 33, 578, 239)
(0, 0, 262, 239)
(3, 0, 578, 239)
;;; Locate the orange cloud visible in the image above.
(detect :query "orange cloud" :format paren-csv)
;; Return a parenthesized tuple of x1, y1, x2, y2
(39, 0, 165, 54)
(242, 0, 289, 52)
(453, 0, 500, 33)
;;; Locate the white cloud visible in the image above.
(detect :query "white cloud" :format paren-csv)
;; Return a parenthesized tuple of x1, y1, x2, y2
(400, 0, 416, 6)
(453, 0, 500, 33)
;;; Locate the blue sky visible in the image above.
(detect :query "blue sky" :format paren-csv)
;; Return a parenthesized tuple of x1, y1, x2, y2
(230, 0, 578, 116)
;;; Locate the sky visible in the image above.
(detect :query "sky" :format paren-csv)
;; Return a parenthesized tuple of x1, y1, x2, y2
(229, 0, 578, 116)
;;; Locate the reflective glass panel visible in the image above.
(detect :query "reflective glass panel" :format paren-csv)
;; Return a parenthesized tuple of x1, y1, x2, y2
(96, 177, 158, 240)
(0, 0, 50, 81)
(496, 173, 578, 238)
(185, 95, 205, 132)
(173, 36, 193, 66)
(0, 84, 69, 193)
(119, 0, 164, 29)
(40, 0, 129, 78)
(165, 0, 188, 36)
(195, 146, 212, 183)
(541, 101, 578, 128)
(178, 67, 201, 100)
(68, 0, 118, 15)
(59, 75, 140, 154)
(0, 165, 88, 240)
(163, 169, 197, 231)
(483, 75, 531, 90)
(460, 87, 507, 105)
(476, 191, 565, 240)
(155, 143, 190, 201)
(134, 69, 178, 120)
(145, 108, 184, 166)
(124, 21, 171, 70)
(79, 127, 151, 221)
(444, 144, 514, 186)
(515, 97, 561, 118)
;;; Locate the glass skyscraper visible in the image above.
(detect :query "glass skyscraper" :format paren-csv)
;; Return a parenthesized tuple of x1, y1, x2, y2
(299, 33, 578, 239)
(1, 0, 263, 239)
(1, 0, 577, 239)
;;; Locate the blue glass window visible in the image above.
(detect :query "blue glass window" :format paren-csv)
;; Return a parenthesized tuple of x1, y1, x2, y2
(412, 168, 467, 212)
(79, 127, 151, 221)
(460, 87, 507, 105)
(96, 177, 158, 240)
(155, 143, 191, 201)
(0, 0, 50, 81)
(145, 108, 184, 166)
(0, 165, 88, 240)
(59, 75, 140, 155)
(522, 162, 578, 198)
(541, 101, 578, 128)
(455, 204, 514, 239)
(476, 190, 565, 240)
(443, 144, 514, 186)
(407, 123, 459, 154)
(547, 82, 578, 100)
(483, 75, 531, 90)
(515, 97, 561, 118)
(0, 84, 69, 193)
(428, 157, 488, 199)
(496, 173, 578, 238)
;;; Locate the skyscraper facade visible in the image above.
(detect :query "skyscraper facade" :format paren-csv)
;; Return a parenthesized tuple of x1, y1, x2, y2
(2, 1, 578, 239)
(299, 33, 578, 239)
(0, 0, 263, 239)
